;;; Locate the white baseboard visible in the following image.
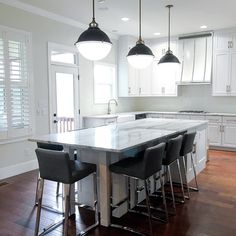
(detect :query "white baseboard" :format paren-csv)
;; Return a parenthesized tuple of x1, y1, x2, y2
(0, 160, 38, 180)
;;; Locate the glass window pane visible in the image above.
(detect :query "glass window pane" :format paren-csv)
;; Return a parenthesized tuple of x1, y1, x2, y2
(56, 73, 74, 117)
(51, 51, 76, 64)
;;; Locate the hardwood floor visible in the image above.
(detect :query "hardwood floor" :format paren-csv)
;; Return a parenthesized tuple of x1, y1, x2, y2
(0, 150, 236, 236)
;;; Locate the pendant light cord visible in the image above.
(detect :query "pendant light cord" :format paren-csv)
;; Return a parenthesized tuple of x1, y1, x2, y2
(166, 5, 173, 52)
(92, 0, 95, 22)
(139, 0, 142, 41)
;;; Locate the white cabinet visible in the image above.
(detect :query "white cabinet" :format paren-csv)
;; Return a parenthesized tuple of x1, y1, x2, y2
(208, 123, 222, 146)
(151, 60, 178, 96)
(213, 30, 236, 96)
(222, 116, 236, 147)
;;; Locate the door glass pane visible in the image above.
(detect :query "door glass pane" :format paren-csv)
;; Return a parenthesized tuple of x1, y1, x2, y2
(56, 72, 74, 117)
(51, 51, 76, 64)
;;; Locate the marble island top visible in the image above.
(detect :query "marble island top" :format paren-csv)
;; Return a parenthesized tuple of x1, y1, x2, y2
(29, 118, 208, 153)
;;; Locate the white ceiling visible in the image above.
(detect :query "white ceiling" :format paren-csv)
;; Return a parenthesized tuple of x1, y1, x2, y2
(18, 0, 236, 38)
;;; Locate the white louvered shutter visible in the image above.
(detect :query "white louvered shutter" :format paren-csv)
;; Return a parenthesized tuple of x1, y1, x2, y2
(0, 27, 32, 140)
(0, 36, 7, 139)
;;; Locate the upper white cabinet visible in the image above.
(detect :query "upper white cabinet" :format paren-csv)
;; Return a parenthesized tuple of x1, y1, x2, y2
(152, 60, 178, 96)
(179, 35, 213, 83)
(212, 30, 236, 96)
(118, 35, 180, 97)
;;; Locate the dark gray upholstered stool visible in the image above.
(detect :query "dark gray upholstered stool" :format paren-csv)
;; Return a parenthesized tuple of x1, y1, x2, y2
(35, 142, 63, 215)
(35, 148, 99, 236)
(109, 143, 167, 236)
(161, 135, 185, 214)
(180, 132, 198, 198)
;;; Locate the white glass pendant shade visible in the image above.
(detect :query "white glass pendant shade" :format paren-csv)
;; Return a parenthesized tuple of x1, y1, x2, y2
(127, 42, 154, 69)
(127, 54, 154, 69)
(76, 41, 112, 61)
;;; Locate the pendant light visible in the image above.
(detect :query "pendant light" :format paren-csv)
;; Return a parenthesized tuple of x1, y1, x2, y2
(75, 0, 112, 61)
(127, 0, 154, 69)
(159, 5, 180, 65)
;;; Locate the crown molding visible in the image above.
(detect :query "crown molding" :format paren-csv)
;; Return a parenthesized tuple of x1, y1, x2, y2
(0, 0, 118, 40)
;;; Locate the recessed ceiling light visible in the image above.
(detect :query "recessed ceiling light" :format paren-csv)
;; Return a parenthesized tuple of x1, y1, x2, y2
(98, 0, 106, 3)
(200, 25, 207, 29)
(112, 30, 118, 33)
(121, 17, 130, 22)
(154, 32, 161, 36)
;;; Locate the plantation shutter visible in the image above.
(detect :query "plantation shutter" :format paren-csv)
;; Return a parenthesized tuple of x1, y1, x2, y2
(0, 27, 32, 140)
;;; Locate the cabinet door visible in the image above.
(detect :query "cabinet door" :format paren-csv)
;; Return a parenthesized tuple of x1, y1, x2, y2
(208, 123, 222, 146)
(181, 39, 194, 82)
(212, 52, 229, 96)
(222, 124, 236, 147)
(151, 61, 178, 96)
(128, 65, 139, 96)
(229, 52, 236, 95)
(214, 32, 231, 52)
(139, 63, 152, 95)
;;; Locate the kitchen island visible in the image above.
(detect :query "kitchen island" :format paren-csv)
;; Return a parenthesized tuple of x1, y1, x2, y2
(29, 118, 208, 227)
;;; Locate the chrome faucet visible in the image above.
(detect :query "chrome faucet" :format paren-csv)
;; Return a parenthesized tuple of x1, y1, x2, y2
(107, 99, 118, 114)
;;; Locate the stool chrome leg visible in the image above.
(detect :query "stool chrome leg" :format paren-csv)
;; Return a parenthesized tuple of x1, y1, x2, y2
(35, 173, 40, 205)
(167, 166, 176, 214)
(159, 172, 168, 222)
(182, 156, 190, 199)
(63, 184, 71, 236)
(35, 178, 44, 236)
(191, 152, 199, 191)
(56, 182, 60, 197)
(144, 179, 153, 236)
(176, 159, 185, 203)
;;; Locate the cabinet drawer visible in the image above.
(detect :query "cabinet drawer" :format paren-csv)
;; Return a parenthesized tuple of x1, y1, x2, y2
(223, 116, 236, 124)
(205, 115, 222, 123)
(147, 113, 163, 118)
(176, 114, 191, 120)
(162, 114, 177, 119)
(191, 115, 205, 120)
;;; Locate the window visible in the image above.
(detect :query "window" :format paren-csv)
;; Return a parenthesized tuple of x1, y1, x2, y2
(94, 63, 116, 104)
(0, 26, 32, 140)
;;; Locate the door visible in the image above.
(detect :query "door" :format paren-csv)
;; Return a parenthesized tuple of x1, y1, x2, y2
(128, 65, 139, 96)
(139, 63, 152, 95)
(212, 52, 230, 96)
(50, 65, 79, 133)
(229, 52, 236, 95)
(208, 123, 222, 146)
(222, 124, 236, 148)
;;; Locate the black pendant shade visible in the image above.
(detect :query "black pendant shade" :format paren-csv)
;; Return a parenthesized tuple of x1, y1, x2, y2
(127, 41, 154, 57)
(75, 24, 111, 44)
(158, 50, 180, 64)
(159, 5, 180, 65)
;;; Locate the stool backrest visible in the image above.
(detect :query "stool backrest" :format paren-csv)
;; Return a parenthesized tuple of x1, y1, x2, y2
(143, 142, 166, 179)
(35, 148, 71, 183)
(37, 142, 63, 151)
(165, 135, 183, 165)
(180, 132, 196, 156)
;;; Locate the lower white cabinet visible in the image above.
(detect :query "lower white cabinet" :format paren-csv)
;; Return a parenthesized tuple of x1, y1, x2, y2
(208, 123, 222, 146)
(222, 124, 236, 147)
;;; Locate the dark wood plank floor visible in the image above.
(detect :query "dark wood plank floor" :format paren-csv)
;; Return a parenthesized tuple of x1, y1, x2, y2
(0, 150, 236, 236)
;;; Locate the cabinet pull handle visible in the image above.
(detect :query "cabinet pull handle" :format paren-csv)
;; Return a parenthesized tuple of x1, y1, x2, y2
(128, 87, 131, 94)
(222, 125, 224, 132)
(139, 88, 141, 94)
(228, 41, 230, 49)
(231, 41, 233, 48)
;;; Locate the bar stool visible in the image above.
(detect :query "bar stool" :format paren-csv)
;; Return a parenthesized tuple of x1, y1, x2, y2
(180, 132, 198, 198)
(35, 142, 63, 215)
(162, 135, 185, 214)
(35, 148, 99, 236)
(109, 143, 167, 236)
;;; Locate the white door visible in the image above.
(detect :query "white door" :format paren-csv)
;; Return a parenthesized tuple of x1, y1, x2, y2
(50, 65, 79, 133)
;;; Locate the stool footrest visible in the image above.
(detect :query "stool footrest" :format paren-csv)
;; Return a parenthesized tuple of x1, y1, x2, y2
(35, 203, 64, 215)
(39, 217, 64, 236)
(77, 221, 100, 236)
(110, 223, 147, 236)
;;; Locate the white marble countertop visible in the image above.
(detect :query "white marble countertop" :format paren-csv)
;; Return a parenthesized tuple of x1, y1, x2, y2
(29, 118, 208, 153)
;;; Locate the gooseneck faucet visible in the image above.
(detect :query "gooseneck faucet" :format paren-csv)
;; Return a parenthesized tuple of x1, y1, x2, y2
(107, 99, 118, 114)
